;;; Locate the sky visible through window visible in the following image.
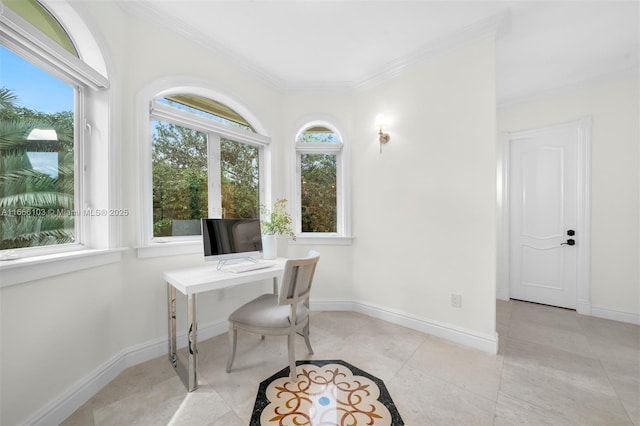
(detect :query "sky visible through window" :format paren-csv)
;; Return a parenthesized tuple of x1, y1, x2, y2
(1, 45, 73, 113)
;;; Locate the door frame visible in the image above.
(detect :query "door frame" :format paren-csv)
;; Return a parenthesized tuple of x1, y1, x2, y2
(499, 116, 592, 315)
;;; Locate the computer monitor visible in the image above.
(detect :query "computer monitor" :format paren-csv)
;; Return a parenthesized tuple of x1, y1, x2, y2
(201, 218, 262, 263)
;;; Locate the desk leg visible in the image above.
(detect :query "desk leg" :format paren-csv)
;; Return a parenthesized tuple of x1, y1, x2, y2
(168, 284, 177, 367)
(187, 293, 198, 391)
(273, 277, 278, 295)
(167, 284, 199, 392)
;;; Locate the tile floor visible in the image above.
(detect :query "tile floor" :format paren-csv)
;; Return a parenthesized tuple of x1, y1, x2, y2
(62, 300, 639, 425)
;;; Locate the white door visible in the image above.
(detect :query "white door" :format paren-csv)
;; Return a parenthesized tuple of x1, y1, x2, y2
(508, 121, 581, 309)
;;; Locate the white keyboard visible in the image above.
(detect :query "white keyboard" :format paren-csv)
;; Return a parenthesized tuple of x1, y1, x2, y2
(227, 262, 275, 274)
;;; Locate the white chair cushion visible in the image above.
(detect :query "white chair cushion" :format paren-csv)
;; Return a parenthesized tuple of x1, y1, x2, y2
(229, 294, 309, 328)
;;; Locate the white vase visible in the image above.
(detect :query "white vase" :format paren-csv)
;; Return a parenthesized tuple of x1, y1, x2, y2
(262, 234, 277, 260)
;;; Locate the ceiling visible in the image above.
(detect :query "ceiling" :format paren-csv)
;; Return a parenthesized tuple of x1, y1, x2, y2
(117, 1, 639, 105)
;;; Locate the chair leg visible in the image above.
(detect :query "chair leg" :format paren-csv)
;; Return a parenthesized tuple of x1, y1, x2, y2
(288, 332, 296, 381)
(226, 326, 237, 373)
(303, 323, 313, 355)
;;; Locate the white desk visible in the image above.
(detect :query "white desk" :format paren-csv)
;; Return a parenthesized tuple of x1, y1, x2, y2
(164, 258, 286, 391)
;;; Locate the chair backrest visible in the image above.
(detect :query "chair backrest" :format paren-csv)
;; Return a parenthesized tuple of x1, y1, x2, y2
(278, 250, 320, 307)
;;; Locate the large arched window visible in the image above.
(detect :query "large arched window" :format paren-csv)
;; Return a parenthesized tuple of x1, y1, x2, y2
(294, 121, 350, 241)
(138, 83, 271, 256)
(0, 0, 116, 285)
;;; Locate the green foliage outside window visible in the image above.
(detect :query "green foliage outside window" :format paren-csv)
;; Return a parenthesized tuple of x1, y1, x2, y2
(221, 138, 259, 220)
(301, 154, 337, 233)
(298, 128, 338, 233)
(151, 118, 260, 237)
(152, 121, 207, 237)
(0, 87, 75, 250)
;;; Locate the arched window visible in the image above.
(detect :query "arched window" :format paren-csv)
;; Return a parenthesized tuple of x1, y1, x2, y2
(0, 0, 116, 284)
(294, 121, 349, 239)
(139, 85, 271, 255)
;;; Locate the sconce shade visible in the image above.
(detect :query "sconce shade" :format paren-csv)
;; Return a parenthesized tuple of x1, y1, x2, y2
(375, 114, 388, 129)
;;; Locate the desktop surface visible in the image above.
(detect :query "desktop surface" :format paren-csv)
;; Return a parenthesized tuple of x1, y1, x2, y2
(164, 258, 286, 295)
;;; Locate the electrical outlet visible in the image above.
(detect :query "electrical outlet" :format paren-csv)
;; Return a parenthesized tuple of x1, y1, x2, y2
(451, 294, 462, 308)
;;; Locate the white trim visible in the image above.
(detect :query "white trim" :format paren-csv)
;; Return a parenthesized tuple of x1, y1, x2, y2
(25, 299, 495, 425)
(115, 1, 507, 93)
(0, 4, 108, 89)
(115, 0, 287, 91)
(151, 101, 270, 147)
(497, 66, 640, 110)
(136, 240, 201, 258)
(136, 77, 272, 252)
(590, 305, 640, 325)
(24, 293, 639, 425)
(290, 235, 354, 246)
(291, 117, 351, 238)
(311, 299, 498, 354)
(0, 248, 125, 287)
(500, 117, 592, 313)
(20, 316, 228, 426)
(354, 10, 508, 91)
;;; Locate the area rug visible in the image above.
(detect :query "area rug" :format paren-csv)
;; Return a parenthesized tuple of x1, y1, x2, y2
(251, 360, 404, 425)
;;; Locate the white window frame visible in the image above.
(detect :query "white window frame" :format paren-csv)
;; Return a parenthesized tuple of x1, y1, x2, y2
(137, 88, 271, 258)
(291, 119, 352, 245)
(0, 1, 121, 287)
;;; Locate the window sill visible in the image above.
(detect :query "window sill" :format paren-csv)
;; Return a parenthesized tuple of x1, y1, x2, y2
(0, 247, 126, 288)
(290, 235, 354, 246)
(136, 240, 202, 258)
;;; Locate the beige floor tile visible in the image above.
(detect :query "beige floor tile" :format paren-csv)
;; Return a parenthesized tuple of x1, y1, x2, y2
(387, 365, 495, 425)
(59, 400, 95, 426)
(494, 391, 585, 426)
(406, 335, 504, 401)
(501, 338, 631, 425)
(507, 317, 592, 355)
(61, 305, 639, 426)
(93, 376, 187, 426)
(166, 383, 233, 426)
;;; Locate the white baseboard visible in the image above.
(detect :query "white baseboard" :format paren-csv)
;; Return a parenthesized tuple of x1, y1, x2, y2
(24, 299, 502, 424)
(590, 304, 640, 325)
(496, 286, 509, 301)
(23, 319, 228, 426)
(312, 298, 498, 354)
(576, 299, 591, 316)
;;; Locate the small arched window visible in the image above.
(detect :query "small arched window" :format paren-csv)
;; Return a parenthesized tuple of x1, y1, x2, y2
(294, 122, 345, 236)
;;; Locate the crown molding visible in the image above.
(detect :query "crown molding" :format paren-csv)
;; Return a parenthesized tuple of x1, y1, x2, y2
(115, 1, 509, 94)
(114, 0, 287, 91)
(353, 9, 510, 91)
(497, 65, 640, 109)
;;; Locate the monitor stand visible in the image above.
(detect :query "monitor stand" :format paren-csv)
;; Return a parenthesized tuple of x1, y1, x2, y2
(216, 257, 259, 271)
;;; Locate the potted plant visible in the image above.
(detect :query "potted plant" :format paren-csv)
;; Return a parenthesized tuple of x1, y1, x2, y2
(261, 198, 295, 259)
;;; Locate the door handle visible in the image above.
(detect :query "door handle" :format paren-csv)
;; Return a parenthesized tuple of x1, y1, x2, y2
(561, 239, 575, 246)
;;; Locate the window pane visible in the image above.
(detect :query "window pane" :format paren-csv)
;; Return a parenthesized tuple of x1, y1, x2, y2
(1, 46, 75, 250)
(301, 154, 337, 233)
(221, 138, 259, 219)
(297, 126, 339, 143)
(161, 96, 254, 132)
(4, 0, 78, 56)
(152, 120, 208, 237)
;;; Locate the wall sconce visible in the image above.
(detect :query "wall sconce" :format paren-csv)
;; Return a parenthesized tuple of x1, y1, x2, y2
(375, 114, 390, 153)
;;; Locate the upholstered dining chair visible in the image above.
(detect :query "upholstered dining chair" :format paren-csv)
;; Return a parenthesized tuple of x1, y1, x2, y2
(226, 250, 320, 381)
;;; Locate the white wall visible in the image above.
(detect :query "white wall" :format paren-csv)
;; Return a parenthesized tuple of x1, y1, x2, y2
(351, 38, 498, 338)
(0, 3, 284, 424)
(282, 92, 357, 302)
(1, 3, 500, 424)
(497, 76, 640, 322)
